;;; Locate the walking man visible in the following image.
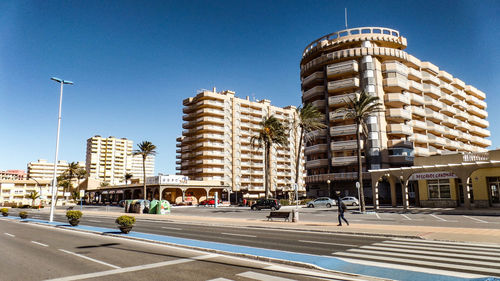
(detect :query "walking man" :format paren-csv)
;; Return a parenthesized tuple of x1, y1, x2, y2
(337, 195, 349, 226)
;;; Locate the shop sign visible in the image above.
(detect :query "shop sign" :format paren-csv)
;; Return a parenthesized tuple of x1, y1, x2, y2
(409, 172, 457, 180)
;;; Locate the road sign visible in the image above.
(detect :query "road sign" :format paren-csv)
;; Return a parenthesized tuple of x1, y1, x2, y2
(356, 182, 360, 188)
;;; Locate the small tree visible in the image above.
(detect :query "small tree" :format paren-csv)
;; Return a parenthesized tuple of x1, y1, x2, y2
(124, 173, 133, 186)
(27, 191, 40, 207)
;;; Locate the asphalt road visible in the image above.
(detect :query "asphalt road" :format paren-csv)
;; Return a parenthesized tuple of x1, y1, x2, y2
(0, 219, 357, 281)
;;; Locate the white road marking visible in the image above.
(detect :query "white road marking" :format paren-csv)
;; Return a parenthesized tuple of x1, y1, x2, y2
(221, 232, 257, 238)
(375, 213, 381, 219)
(45, 254, 214, 281)
(58, 249, 121, 269)
(161, 226, 183, 231)
(87, 220, 102, 223)
(237, 271, 297, 281)
(463, 215, 488, 223)
(206, 278, 233, 281)
(393, 238, 500, 249)
(400, 214, 411, 220)
(31, 241, 49, 247)
(372, 242, 500, 256)
(381, 240, 500, 253)
(334, 252, 500, 275)
(345, 248, 500, 267)
(430, 214, 446, 221)
(359, 245, 500, 261)
(299, 240, 357, 247)
(336, 257, 482, 279)
(264, 265, 367, 281)
(4, 233, 15, 237)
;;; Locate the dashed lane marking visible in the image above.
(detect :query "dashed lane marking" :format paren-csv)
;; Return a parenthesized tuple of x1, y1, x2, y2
(87, 220, 102, 223)
(237, 271, 297, 281)
(374, 213, 381, 219)
(31, 241, 49, 247)
(463, 215, 489, 223)
(4, 233, 15, 237)
(430, 214, 446, 221)
(298, 240, 357, 247)
(58, 249, 121, 269)
(401, 214, 411, 220)
(221, 232, 257, 238)
(161, 227, 183, 231)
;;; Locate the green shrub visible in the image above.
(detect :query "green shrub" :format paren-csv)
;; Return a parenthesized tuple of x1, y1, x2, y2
(0, 208, 8, 213)
(19, 211, 28, 219)
(300, 198, 312, 205)
(20, 204, 31, 209)
(279, 199, 291, 206)
(66, 210, 83, 220)
(115, 215, 136, 227)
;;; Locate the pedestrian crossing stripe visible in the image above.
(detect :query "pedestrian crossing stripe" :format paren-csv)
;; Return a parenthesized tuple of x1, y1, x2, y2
(393, 237, 500, 249)
(358, 245, 500, 261)
(372, 242, 500, 257)
(382, 240, 500, 252)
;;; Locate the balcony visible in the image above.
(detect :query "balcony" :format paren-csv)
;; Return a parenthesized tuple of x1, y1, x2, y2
(388, 155, 414, 165)
(330, 110, 354, 121)
(409, 133, 428, 144)
(465, 95, 487, 109)
(330, 124, 357, 136)
(305, 159, 329, 169)
(331, 140, 361, 151)
(438, 70, 453, 83)
(424, 96, 442, 111)
(467, 105, 488, 119)
(408, 80, 423, 93)
(387, 139, 413, 148)
(421, 72, 440, 86)
(383, 61, 408, 74)
(468, 115, 489, 128)
(470, 136, 491, 148)
(331, 156, 359, 166)
(410, 106, 426, 117)
(465, 85, 486, 100)
(409, 119, 427, 130)
(470, 126, 490, 138)
(409, 93, 425, 105)
(304, 144, 328, 155)
(387, 124, 412, 136)
(386, 108, 411, 121)
(423, 83, 441, 99)
(383, 76, 409, 91)
(425, 108, 444, 123)
(303, 86, 325, 100)
(302, 71, 324, 87)
(414, 147, 430, 156)
(456, 121, 471, 132)
(452, 89, 466, 100)
(326, 60, 359, 78)
(384, 93, 410, 107)
(454, 110, 469, 121)
(407, 67, 422, 80)
(428, 134, 446, 147)
(439, 81, 454, 94)
(328, 78, 360, 93)
(329, 92, 359, 106)
(440, 104, 458, 117)
(311, 99, 326, 109)
(306, 129, 327, 139)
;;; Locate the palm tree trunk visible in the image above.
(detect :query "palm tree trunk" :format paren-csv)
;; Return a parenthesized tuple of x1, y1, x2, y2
(295, 127, 304, 185)
(265, 143, 271, 199)
(142, 156, 147, 201)
(356, 121, 365, 212)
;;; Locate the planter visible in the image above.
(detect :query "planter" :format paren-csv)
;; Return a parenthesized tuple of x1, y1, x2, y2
(68, 219, 80, 226)
(20, 214, 28, 219)
(119, 226, 133, 234)
(1, 213, 7, 217)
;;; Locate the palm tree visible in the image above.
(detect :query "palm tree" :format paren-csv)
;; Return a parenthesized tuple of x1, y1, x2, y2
(335, 91, 383, 212)
(124, 173, 133, 187)
(133, 141, 157, 200)
(293, 103, 327, 187)
(56, 175, 71, 205)
(251, 115, 289, 199)
(75, 168, 87, 191)
(27, 191, 40, 207)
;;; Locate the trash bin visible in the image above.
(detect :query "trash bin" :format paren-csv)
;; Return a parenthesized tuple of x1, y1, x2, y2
(159, 200, 171, 214)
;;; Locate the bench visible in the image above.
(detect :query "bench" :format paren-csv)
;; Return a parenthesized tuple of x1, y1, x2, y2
(266, 211, 290, 222)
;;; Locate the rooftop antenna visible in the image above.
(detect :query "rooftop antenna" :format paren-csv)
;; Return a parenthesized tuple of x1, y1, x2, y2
(345, 8, 348, 29)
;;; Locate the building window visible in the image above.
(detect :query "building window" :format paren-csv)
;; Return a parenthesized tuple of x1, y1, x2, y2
(428, 179, 451, 199)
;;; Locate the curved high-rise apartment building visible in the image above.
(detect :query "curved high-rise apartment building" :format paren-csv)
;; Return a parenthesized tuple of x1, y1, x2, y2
(300, 27, 490, 196)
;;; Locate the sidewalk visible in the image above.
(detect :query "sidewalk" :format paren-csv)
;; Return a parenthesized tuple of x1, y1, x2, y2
(53, 208, 500, 244)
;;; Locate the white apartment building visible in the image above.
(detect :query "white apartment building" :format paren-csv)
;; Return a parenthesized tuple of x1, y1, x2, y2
(86, 136, 155, 185)
(27, 159, 85, 181)
(176, 88, 305, 199)
(0, 179, 53, 206)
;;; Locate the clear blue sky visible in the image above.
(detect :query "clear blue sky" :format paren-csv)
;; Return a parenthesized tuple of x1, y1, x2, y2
(1, 0, 499, 174)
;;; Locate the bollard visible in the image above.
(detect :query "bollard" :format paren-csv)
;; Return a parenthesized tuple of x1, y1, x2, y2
(292, 209, 299, 223)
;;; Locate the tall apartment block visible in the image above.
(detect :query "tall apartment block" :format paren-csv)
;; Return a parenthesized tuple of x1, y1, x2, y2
(300, 27, 490, 195)
(176, 89, 305, 198)
(27, 159, 85, 180)
(86, 136, 155, 185)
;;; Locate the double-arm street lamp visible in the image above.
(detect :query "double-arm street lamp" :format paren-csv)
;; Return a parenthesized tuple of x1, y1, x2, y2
(49, 77, 73, 222)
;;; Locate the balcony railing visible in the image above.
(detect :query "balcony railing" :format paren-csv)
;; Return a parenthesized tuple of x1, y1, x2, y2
(328, 77, 360, 93)
(468, 115, 489, 128)
(330, 124, 357, 136)
(410, 93, 425, 105)
(305, 159, 329, 169)
(386, 108, 411, 121)
(414, 147, 430, 156)
(331, 140, 361, 151)
(331, 156, 360, 166)
(410, 105, 426, 117)
(408, 80, 423, 93)
(304, 144, 328, 155)
(329, 92, 359, 106)
(421, 72, 440, 86)
(423, 83, 441, 99)
(303, 85, 325, 100)
(326, 60, 359, 78)
(302, 71, 324, 87)
(383, 77, 409, 91)
(384, 93, 410, 107)
(387, 124, 412, 135)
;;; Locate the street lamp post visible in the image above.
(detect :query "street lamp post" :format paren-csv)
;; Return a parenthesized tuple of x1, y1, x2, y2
(49, 77, 73, 222)
(327, 179, 331, 198)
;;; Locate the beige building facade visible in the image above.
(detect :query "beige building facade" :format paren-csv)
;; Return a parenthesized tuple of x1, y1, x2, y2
(176, 88, 305, 200)
(300, 27, 490, 197)
(85, 136, 155, 185)
(0, 179, 52, 206)
(27, 159, 85, 181)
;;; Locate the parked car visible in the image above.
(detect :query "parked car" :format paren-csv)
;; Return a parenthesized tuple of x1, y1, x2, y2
(199, 198, 222, 206)
(341, 196, 359, 206)
(251, 198, 281, 211)
(307, 197, 335, 208)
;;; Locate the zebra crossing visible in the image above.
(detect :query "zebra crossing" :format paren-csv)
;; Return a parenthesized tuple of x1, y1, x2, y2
(206, 271, 297, 281)
(333, 237, 500, 278)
